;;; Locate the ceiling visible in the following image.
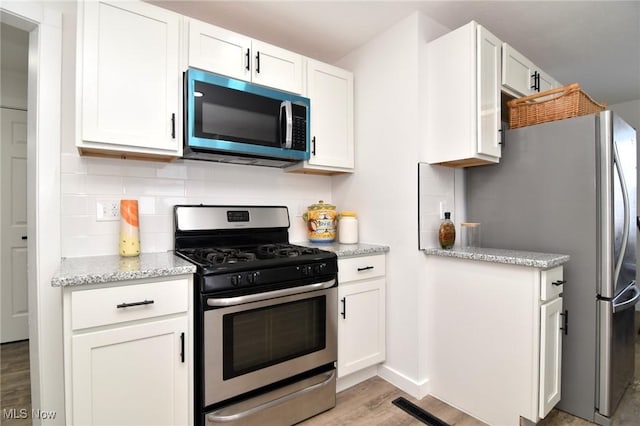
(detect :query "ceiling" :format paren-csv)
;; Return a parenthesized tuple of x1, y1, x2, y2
(150, 0, 640, 105)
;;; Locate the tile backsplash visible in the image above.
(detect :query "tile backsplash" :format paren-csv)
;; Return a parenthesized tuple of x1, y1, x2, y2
(418, 162, 459, 249)
(60, 154, 332, 257)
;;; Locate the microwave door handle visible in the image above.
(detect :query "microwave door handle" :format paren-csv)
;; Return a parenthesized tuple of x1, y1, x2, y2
(280, 100, 293, 149)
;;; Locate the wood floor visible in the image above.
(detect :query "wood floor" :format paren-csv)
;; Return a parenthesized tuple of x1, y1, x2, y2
(1, 313, 638, 425)
(1, 340, 31, 426)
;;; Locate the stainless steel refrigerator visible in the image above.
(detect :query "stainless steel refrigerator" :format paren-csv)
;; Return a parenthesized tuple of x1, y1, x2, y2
(465, 111, 639, 424)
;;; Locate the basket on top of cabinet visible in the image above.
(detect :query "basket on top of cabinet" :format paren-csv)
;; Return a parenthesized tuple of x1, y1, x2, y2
(508, 83, 606, 129)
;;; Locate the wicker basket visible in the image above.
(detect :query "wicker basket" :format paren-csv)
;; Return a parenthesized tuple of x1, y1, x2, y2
(508, 83, 606, 129)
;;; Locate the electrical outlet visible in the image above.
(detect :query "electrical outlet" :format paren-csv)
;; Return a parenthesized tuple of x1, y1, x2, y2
(96, 199, 120, 221)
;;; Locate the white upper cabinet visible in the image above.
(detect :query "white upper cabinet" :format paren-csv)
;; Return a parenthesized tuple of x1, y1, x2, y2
(286, 59, 354, 174)
(425, 21, 502, 167)
(187, 18, 252, 82)
(76, 0, 182, 159)
(502, 43, 560, 98)
(187, 18, 303, 94)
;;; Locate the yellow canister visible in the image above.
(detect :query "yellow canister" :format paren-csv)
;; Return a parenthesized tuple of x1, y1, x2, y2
(303, 200, 337, 242)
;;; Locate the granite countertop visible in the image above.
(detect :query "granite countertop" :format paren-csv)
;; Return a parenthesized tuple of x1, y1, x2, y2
(51, 251, 196, 287)
(423, 247, 569, 269)
(296, 242, 390, 258)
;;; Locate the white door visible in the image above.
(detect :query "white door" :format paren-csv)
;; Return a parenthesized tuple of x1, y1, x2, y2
(306, 59, 354, 169)
(1, 108, 28, 343)
(539, 296, 563, 417)
(476, 25, 502, 159)
(72, 317, 189, 425)
(337, 278, 385, 377)
(80, 0, 181, 153)
(187, 18, 252, 81)
(251, 40, 303, 94)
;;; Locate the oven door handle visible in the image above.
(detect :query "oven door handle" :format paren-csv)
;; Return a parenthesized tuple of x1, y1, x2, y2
(206, 278, 336, 307)
(206, 369, 336, 423)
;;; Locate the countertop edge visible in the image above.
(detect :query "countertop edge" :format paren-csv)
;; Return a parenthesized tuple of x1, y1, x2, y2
(296, 242, 390, 258)
(423, 247, 570, 269)
(51, 252, 197, 288)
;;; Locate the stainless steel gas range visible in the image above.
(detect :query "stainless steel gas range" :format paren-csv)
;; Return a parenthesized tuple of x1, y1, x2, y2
(174, 205, 338, 426)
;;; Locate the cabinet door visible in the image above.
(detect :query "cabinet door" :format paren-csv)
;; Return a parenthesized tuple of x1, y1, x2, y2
(539, 297, 563, 418)
(80, 1, 181, 154)
(187, 19, 252, 82)
(502, 43, 535, 97)
(476, 25, 502, 159)
(252, 40, 303, 94)
(337, 278, 385, 378)
(306, 59, 354, 169)
(71, 317, 189, 425)
(537, 69, 556, 93)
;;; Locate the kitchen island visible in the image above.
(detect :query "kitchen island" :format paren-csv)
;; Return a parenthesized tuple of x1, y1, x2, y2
(424, 247, 569, 426)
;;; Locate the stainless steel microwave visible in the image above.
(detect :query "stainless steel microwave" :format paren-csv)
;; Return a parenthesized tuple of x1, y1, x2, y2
(183, 68, 310, 167)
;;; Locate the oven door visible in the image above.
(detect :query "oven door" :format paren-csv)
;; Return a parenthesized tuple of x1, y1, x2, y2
(203, 279, 337, 407)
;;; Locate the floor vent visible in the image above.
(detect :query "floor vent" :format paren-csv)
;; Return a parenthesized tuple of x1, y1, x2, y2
(391, 397, 450, 426)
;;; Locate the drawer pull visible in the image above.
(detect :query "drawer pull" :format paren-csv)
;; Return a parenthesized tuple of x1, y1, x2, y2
(552, 280, 567, 286)
(357, 266, 374, 272)
(116, 299, 155, 309)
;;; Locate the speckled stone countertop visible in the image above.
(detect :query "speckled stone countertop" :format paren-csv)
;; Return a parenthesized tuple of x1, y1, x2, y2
(295, 242, 389, 258)
(423, 247, 569, 269)
(51, 251, 196, 287)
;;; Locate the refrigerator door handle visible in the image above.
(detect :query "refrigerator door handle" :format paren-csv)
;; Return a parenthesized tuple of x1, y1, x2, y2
(612, 142, 630, 290)
(612, 281, 640, 313)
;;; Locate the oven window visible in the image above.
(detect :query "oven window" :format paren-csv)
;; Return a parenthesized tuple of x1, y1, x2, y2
(222, 296, 326, 380)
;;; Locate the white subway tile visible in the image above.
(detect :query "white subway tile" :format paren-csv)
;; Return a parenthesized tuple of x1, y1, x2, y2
(124, 177, 185, 197)
(62, 194, 89, 216)
(61, 173, 86, 194)
(156, 162, 188, 179)
(138, 196, 156, 215)
(85, 174, 124, 195)
(60, 153, 88, 174)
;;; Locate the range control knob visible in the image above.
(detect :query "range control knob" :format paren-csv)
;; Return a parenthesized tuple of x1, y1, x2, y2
(300, 265, 311, 277)
(230, 274, 242, 286)
(247, 272, 260, 285)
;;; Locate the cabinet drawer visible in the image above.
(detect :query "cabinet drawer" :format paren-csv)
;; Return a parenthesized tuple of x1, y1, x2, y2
(338, 254, 385, 283)
(541, 266, 564, 302)
(71, 279, 189, 330)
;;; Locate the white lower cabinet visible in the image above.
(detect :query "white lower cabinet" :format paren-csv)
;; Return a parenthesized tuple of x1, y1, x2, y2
(337, 254, 386, 379)
(63, 276, 193, 426)
(425, 255, 564, 425)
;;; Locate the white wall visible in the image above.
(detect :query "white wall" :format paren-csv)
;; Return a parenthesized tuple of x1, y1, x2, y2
(333, 12, 450, 396)
(611, 99, 640, 130)
(56, 3, 332, 258)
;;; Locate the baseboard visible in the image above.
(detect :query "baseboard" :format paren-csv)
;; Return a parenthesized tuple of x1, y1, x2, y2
(377, 364, 430, 399)
(336, 366, 378, 392)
